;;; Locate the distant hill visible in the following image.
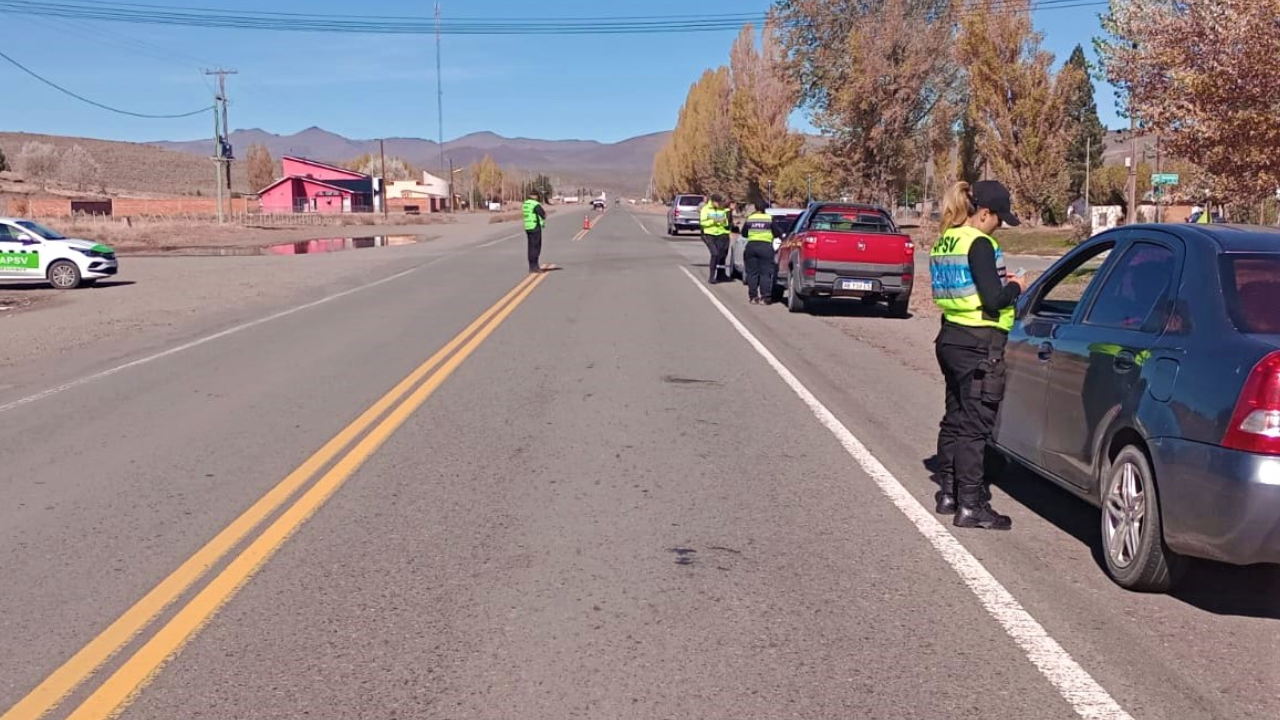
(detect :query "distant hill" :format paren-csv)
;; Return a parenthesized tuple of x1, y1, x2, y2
(0, 131, 251, 199)
(153, 127, 672, 196)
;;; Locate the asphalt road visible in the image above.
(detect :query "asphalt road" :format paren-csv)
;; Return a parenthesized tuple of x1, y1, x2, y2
(2, 208, 1278, 720)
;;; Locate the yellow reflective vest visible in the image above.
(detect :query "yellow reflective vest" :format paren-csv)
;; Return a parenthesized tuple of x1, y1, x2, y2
(930, 225, 1014, 332)
(742, 212, 774, 242)
(700, 203, 731, 236)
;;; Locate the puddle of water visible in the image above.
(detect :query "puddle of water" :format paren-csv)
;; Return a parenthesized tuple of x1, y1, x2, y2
(143, 235, 427, 257)
(263, 235, 422, 256)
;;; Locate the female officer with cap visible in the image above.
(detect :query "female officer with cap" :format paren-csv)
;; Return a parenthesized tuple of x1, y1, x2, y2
(930, 180, 1026, 530)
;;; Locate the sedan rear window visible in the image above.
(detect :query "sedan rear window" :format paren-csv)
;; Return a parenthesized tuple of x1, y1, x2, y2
(1221, 254, 1280, 334)
(677, 195, 705, 207)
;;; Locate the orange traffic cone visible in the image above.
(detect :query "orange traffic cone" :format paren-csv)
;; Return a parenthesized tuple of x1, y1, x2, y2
(583, 215, 591, 230)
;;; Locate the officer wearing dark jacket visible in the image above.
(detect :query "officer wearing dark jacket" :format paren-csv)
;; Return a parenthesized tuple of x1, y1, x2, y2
(930, 180, 1026, 530)
(741, 203, 779, 304)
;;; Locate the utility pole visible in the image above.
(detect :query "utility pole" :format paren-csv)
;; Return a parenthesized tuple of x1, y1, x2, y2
(435, 1, 446, 192)
(1125, 117, 1138, 225)
(448, 157, 455, 211)
(1084, 135, 1091, 217)
(1154, 135, 1162, 223)
(204, 68, 237, 224)
(380, 139, 388, 220)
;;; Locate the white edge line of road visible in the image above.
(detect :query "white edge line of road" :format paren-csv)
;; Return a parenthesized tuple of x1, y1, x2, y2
(677, 265, 1133, 720)
(0, 259, 442, 416)
(629, 212, 653, 235)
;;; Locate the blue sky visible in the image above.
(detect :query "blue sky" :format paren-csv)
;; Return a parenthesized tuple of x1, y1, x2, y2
(2, 0, 1121, 144)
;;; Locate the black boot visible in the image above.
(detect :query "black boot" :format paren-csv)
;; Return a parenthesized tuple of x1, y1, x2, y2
(935, 476, 957, 515)
(953, 485, 1012, 530)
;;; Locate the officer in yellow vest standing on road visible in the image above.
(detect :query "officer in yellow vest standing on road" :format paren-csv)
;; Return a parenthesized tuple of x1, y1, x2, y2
(741, 203, 779, 304)
(700, 194, 733, 284)
(523, 190, 549, 273)
(930, 180, 1026, 530)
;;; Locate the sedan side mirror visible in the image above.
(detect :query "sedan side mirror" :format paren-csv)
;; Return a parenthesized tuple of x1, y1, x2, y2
(17, 234, 37, 243)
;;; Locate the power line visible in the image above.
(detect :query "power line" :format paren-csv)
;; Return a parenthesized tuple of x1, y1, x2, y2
(0, 0, 1107, 36)
(0, 47, 212, 118)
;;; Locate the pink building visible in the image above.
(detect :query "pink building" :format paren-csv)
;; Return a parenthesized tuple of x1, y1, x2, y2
(257, 156, 379, 214)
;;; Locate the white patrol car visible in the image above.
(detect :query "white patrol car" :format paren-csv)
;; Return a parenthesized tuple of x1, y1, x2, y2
(0, 218, 119, 289)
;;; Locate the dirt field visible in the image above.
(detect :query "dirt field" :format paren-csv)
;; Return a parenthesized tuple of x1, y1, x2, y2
(22, 208, 554, 254)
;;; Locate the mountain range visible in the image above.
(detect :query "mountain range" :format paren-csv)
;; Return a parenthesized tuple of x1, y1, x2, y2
(152, 127, 669, 195)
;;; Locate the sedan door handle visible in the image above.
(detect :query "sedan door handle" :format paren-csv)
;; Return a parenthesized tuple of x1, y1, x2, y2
(1037, 342, 1054, 361)
(1113, 351, 1136, 372)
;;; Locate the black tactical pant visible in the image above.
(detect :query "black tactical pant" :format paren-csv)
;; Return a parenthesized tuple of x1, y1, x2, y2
(744, 241, 776, 300)
(703, 232, 730, 282)
(526, 228, 542, 272)
(935, 323, 1007, 501)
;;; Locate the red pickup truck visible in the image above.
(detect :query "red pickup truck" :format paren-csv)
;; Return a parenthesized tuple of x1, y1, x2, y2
(774, 202, 915, 317)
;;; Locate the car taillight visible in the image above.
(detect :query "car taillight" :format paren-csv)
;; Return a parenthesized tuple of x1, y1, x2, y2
(1223, 351, 1280, 455)
(804, 266, 817, 277)
(904, 240, 915, 257)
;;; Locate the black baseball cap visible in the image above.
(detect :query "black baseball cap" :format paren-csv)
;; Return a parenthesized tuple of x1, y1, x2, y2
(971, 180, 1021, 226)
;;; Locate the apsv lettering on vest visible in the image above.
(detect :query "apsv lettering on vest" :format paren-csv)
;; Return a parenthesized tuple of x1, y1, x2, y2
(930, 225, 1014, 332)
(744, 213, 774, 242)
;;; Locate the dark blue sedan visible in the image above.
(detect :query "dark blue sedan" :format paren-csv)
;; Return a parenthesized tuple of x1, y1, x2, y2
(994, 223, 1280, 592)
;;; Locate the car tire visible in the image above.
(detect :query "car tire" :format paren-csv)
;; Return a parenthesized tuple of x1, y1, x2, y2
(47, 260, 82, 290)
(787, 265, 807, 314)
(669, 226, 679, 237)
(1100, 445, 1187, 592)
(888, 295, 910, 318)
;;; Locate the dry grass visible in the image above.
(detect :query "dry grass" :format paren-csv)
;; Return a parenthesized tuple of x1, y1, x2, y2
(912, 224, 1076, 256)
(42, 214, 462, 252)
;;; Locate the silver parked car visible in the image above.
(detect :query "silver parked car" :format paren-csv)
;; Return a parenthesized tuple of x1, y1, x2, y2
(995, 223, 1280, 592)
(727, 207, 805, 281)
(666, 194, 706, 236)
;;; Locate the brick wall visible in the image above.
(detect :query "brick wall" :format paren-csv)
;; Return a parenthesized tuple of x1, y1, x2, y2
(386, 197, 440, 213)
(11, 197, 262, 218)
(111, 197, 260, 216)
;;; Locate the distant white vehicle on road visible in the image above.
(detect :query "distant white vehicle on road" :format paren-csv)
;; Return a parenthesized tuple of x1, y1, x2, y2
(0, 217, 119, 289)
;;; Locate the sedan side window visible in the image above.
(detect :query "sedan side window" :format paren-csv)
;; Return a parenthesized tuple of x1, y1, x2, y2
(0, 224, 19, 241)
(1084, 242, 1177, 332)
(1028, 241, 1115, 319)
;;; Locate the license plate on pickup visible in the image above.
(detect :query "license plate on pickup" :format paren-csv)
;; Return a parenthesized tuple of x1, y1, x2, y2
(839, 278, 875, 292)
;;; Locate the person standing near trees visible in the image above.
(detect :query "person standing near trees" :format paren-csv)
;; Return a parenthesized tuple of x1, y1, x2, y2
(699, 194, 733, 283)
(741, 202, 779, 304)
(930, 180, 1026, 530)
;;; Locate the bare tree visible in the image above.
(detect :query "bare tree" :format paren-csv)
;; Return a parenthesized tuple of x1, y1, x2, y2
(57, 145, 102, 193)
(246, 144, 277, 193)
(345, 153, 416, 181)
(16, 142, 61, 188)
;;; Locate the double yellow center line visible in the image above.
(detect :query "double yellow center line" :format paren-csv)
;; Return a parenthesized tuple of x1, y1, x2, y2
(3, 271, 547, 720)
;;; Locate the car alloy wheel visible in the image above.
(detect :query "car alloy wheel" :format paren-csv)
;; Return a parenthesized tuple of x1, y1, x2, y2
(47, 260, 82, 290)
(1104, 460, 1146, 569)
(1099, 445, 1186, 592)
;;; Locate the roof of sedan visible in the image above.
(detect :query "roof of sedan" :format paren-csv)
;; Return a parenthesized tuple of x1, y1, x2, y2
(1156, 223, 1280, 253)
